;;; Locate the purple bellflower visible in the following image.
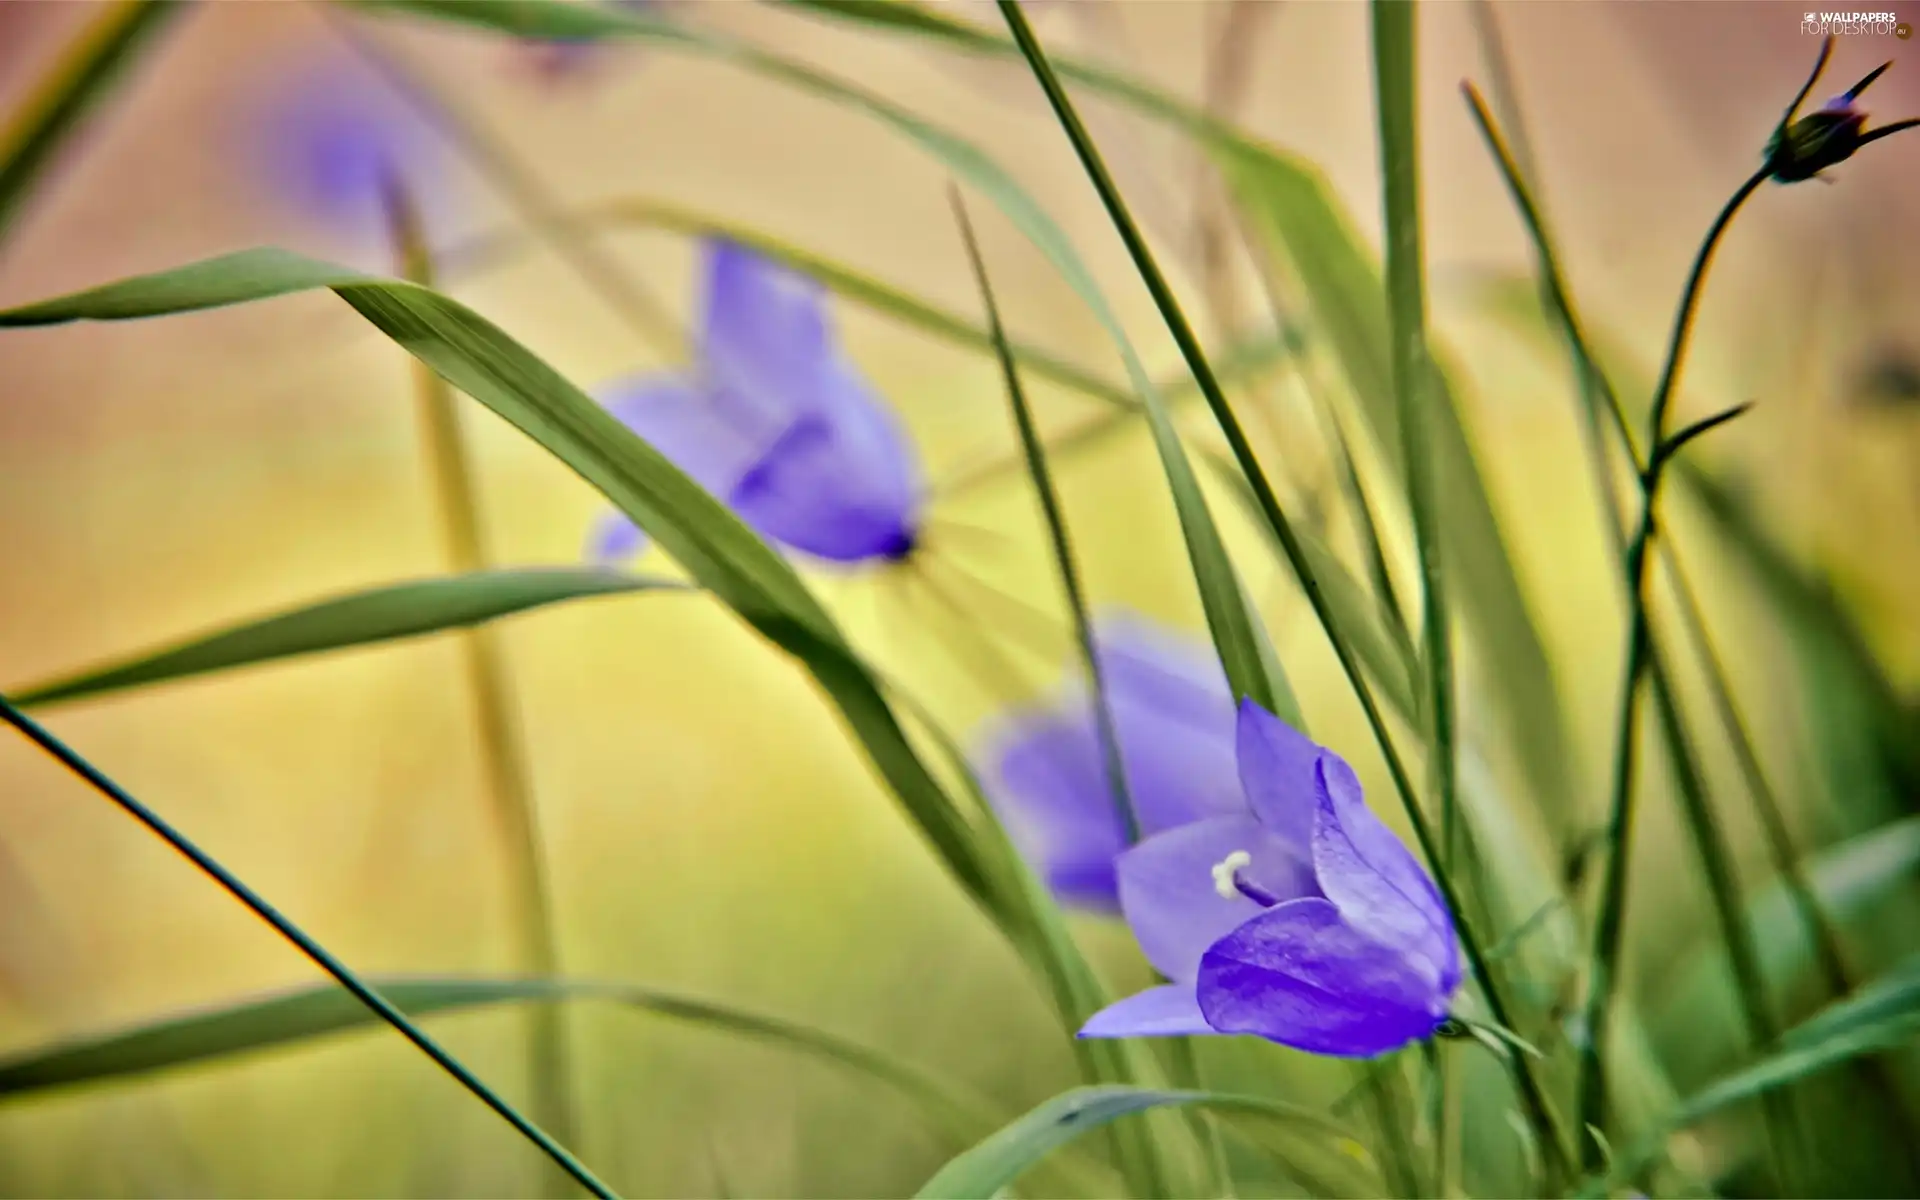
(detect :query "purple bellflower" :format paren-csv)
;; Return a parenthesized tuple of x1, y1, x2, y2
(587, 239, 926, 567)
(246, 57, 446, 242)
(1079, 698, 1462, 1059)
(975, 613, 1246, 912)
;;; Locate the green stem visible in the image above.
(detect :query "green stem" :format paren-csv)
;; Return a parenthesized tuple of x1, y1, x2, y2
(0, 694, 617, 1199)
(381, 178, 580, 1194)
(992, 0, 1573, 1177)
(1575, 164, 1770, 1170)
(0, 0, 181, 249)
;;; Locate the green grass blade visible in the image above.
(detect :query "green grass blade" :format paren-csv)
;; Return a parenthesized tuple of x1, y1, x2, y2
(1370, 0, 1457, 871)
(10, 568, 687, 709)
(1592, 973, 1920, 1195)
(0, 247, 1007, 943)
(0, 975, 1029, 1164)
(0, 698, 617, 1198)
(0, 0, 181, 245)
(384, 176, 579, 1195)
(913, 1085, 1364, 1200)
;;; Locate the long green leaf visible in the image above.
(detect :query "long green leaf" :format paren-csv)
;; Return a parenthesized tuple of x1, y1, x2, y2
(0, 976, 1004, 1151)
(0, 247, 1006, 942)
(0, 0, 181, 244)
(11, 568, 686, 708)
(914, 1085, 1362, 1200)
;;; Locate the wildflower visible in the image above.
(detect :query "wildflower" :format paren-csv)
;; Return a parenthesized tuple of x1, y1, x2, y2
(1079, 699, 1461, 1058)
(1765, 54, 1916, 183)
(245, 56, 446, 240)
(975, 613, 1245, 911)
(587, 239, 925, 565)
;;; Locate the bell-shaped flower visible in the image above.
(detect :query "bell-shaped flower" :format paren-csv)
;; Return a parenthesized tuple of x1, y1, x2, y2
(1079, 699, 1462, 1059)
(587, 239, 925, 566)
(974, 613, 1246, 912)
(243, 56, 448, 243)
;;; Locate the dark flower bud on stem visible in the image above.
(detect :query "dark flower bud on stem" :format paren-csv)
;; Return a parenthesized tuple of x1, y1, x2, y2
(1765, 53, 1911, 183)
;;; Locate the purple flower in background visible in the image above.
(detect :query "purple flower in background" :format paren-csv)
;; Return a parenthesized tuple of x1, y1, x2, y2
(975, 614, 1245, 912)
(1079, 699, 1461, 1058)
(588, 240, 925, 565)
(246, 57, 445, 238)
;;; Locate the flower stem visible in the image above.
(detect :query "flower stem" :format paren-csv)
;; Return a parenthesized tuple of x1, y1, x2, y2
(1574, 164, 1769, 1171)
(382, 176, 579, 1196)
(0, 694, 617, 1199)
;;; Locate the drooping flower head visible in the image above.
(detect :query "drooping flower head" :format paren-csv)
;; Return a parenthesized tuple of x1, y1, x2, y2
(244, 55, 448, 242)
(1080, 699, 1462, 1059)
(975, 613, 1246, 911)
(588, 239, 926, 567)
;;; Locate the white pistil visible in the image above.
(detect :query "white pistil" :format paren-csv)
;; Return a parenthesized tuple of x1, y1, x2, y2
(1211, 850, 1253, 900)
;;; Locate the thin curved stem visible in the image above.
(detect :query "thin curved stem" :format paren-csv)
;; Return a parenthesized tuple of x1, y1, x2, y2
(0, 694, 618, 1199)
(1575, 164, 1770, 1170)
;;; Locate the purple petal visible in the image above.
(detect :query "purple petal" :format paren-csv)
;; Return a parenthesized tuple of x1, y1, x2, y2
(587, 512, 648, 563)
(1078, 984, 1215, 1039)
(1116, 816, 1313, 984)
(248, 59, 442, 236)
(599, 373, 768, 498)
(1310, 755, 1460, 997)
(699, 240, 835, 433)
(1235, 698, 1322, 853)
(726, 362, 923, 563)
(975, 615, 1247, 911)
(980, 707, 1129, 911)
(1197, 897, 1450, 1057)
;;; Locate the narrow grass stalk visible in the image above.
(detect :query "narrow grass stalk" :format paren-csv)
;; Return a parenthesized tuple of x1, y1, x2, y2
(952, 188, 1139, 848)
(1457, 76, 1813, 1181)
(950, 186, 1180, 1199)
(1572, 163, 1769, 1173)
(0, 694, 617, 1199)
(382, 177, 579, 1194)
(0, 0, 181, 248)
(993, 0, 1572, 1176)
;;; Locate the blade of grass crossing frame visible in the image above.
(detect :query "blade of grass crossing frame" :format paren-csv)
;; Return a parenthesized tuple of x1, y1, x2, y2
(951, 186, 1214, 1197)
(915, 1085, 1367, 1200)
(0, 697, 617, 1198)
(9, 568, 687, 709)
(384, 176, 580, 1195)
(0, 0, 181, 246)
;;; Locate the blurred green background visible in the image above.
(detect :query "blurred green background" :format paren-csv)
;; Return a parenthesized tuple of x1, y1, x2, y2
(0, 1, 1916, 1195)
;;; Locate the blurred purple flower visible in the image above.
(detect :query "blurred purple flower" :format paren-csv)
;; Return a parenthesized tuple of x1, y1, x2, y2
(974, 613, 1245, 912)
(1079, 699, 1462, 1059)
(588, 239, 925, 565)
(247, 57, 444, 239)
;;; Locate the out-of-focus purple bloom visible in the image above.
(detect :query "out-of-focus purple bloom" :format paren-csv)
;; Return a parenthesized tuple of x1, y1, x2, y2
(974, 613, 1245, 912)
(587, 239, 925, 565)
(246, 57, 445, 238)
(1079, 699, 1462, 1059)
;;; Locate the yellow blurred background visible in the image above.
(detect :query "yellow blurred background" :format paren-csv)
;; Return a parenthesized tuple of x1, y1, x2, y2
(0, 1, 1916, 1194)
